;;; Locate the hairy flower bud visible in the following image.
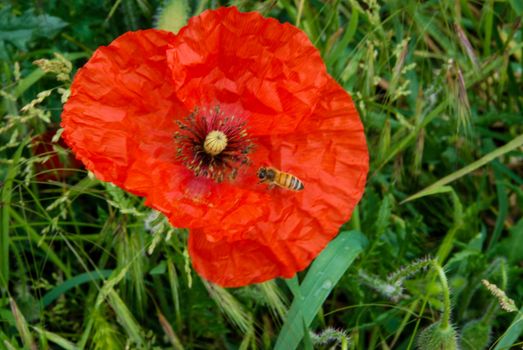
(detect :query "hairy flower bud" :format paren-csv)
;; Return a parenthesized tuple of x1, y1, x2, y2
(417, 321, 458, 350)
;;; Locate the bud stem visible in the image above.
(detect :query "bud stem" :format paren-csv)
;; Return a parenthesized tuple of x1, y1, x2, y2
(432, 262, 451, 329)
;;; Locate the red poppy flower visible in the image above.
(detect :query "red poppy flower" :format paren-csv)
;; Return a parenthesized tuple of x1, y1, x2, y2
(61, 7, 369, 287)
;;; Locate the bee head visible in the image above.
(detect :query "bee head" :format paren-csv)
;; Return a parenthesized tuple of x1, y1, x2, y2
(257, 167, 267, 180)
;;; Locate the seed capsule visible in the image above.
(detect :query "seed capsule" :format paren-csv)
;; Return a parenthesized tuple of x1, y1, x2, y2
(204, 130, 228, 156)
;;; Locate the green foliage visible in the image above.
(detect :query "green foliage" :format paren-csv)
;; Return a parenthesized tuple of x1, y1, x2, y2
(460, 319, 491, 350)
(274, 231, 366, 350)
(0, 6, 67, 59)
(1, 0, 522, 349)
(8, 297, 36, 350)
(494, 308, 523, 350)
(90, 306, 124, 350)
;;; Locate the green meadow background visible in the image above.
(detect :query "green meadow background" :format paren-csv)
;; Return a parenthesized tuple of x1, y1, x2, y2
(1, 0, 522, 349)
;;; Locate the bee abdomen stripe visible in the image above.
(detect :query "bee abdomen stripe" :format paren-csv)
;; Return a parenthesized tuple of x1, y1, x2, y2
(292, 177, 304, 191)
(289, 176, 297, 190)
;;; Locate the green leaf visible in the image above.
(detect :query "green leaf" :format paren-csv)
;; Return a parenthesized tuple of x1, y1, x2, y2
(495, 217, 523, 264)
(493, 309, 523, 350)
(149, 261, 166, 275)
(41, 270, 113, 307)
(508, 0, 523, 15)
(274, 231, 367, 350)
(0, 307, 15, 326)
(0, 6, 67, 59)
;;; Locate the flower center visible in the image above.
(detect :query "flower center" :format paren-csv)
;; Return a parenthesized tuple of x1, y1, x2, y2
(174, 106, 253, 183)
(204, 130, 228, 156)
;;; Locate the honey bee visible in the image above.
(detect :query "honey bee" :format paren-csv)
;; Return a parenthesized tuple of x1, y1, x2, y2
(257, 167, 304, 191)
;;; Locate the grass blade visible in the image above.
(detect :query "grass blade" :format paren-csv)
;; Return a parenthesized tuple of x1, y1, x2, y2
(402, 133, 523, 203)
(1, 141, 27, 290)
(9, 208, 71, 279)
(157, 310, 184, 350)
(107, 290, 144, 347)
(488, 161, 509, 250)
(167, 260, 182, 330)
(493, 308, 523, 350)
(9, 297, 36, 350)
(0, 334, 18, 350)
(41, 270, 113, 307)
(274, 230, 367, 350)
(33, 327, 79, 350)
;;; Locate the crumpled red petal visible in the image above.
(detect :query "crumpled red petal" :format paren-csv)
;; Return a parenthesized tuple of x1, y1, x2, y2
(61, 29, 187, 195)
(61, 28, 270, 232)
(188, 75, 368, 287)
(61, 7, 369, 287)
(166, 6, 329, 135)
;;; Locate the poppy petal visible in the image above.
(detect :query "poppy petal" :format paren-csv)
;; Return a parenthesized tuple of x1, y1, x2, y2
(61, 29, 191, 199)
(62, 28, 276, 231)
(166, 6, 329, 135)
(189, 77, 368, 287)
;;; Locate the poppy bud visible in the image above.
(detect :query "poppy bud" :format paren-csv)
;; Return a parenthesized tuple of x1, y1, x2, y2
(417, 320, 458, 350)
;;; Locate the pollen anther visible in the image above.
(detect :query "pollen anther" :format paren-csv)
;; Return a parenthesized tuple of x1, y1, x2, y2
(204, 130, 228, 156)
(174, 106, 253, 183)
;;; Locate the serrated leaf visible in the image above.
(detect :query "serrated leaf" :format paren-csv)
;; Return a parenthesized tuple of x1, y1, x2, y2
(0, 6, 67, 59)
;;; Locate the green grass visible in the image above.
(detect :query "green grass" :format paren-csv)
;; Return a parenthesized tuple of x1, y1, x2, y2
(1, 0, 522, 349)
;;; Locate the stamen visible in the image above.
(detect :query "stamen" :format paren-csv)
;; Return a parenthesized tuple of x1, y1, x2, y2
(174, 106, 253, 183)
